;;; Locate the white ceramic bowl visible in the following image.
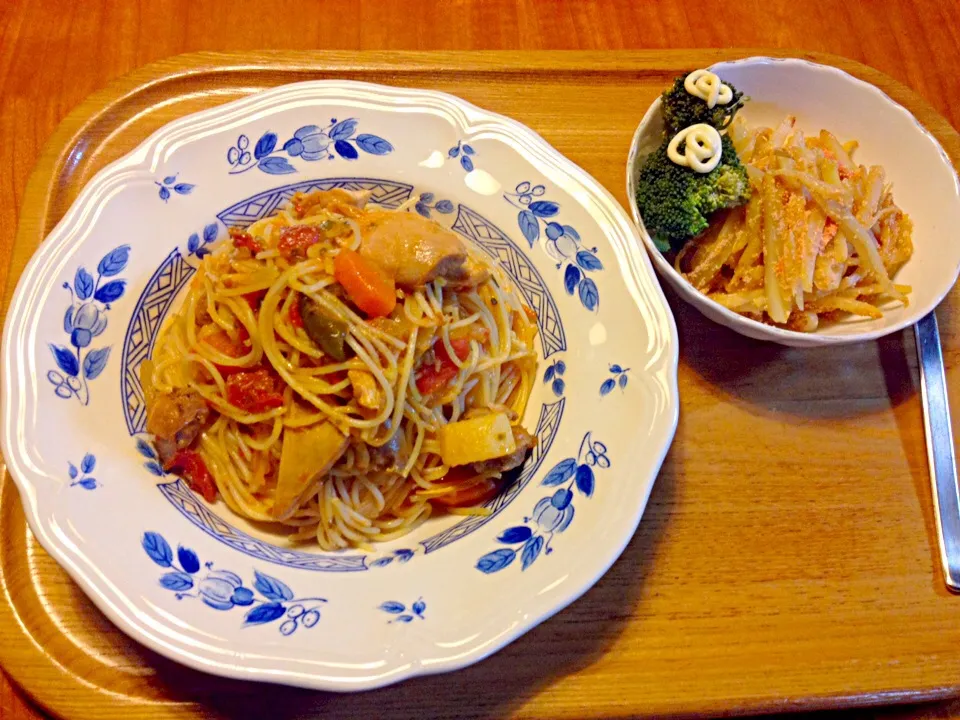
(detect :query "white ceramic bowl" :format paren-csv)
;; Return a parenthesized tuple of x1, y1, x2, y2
(1, 81, 678, 690)
(626, 56, 960, 348)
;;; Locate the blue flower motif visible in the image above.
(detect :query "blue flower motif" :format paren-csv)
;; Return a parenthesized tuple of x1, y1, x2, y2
(48, 246, 129, 404)
(447, 140, 477, 172)
(142, 532, 325, 635)
(379, 598, 426, 623)
(228, 119, 393, 175)
(414, 192, 456, 219)
(600, 364, 630, 396)
(504, 182, 602, 312)
(67, 302, 106, 349)
(476, 431, 607, 574)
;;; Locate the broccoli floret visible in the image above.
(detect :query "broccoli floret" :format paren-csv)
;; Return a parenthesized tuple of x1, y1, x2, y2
(661, 74, 746, 134)
(635, 134, 751, 252)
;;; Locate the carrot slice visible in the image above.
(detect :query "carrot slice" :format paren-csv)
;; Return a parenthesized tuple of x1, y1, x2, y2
(333, 249, 397, 318)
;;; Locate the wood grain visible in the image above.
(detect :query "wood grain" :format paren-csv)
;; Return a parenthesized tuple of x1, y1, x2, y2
(0, 3, 959, 720)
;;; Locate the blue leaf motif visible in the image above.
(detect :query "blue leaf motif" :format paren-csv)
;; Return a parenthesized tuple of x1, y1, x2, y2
(435, 199, 454, 214)
(460, 155, 474, 172)
(610, 364, 623, 373)
(253, 570, 294, 601)
(163, 175, 177, 185)
(334, 140, 359, 160)
(142, 532, 173, 567)
(542, 458, 577, 486)
(50, 345, 79, 377)
(159, 186, 170, 201)
(64, 306, 74, 333)
(576, 464, 595, 497)
(564, 264, 581, 295)
(254, 131, 278, 159)
(576, 250, 603, 271)
(177, 546, 201, 574)
(379, 601, 406, 614)
(160, 572, 194, 591)
(556, 361, 566, 375)
(137, 439, 157, 459)
(83, 347, 110, 380)
(563, 225, 581, 242)
(448, 146, 460, 158)
(498, 526, 533, 544)
(395, 549, 414, 563)
(528, 201, 559, 218)
(79, 478, 97, 490)
(81, 453, 95, 473)
(412, 599, 426, 616)
(518, 210, 539, 246)
(600, 378, 616, 396)
(476, 548, 516, 574)
(521, 535, 544, 570)
(420, 192, 435, 203)
(187, 233, 200, 253)
(144, 461, 165, 477)
(544, 365, 555, 382)
(552, 378, 565, 396)
(195, 248, 211, 259)
(329, 119, 358, 141)
(173, 183, 195, 196)
(203, 223, 218, 244)
(462, 144, 475, 155)
(244, 603, 286, 625)
(579, 277, 599, 311)
(415, 203, 431, 218)
(75, 268, 94, 300)
(370, 557, 393, 567)
(94, 280, 126, 304)
(98, 246, 130, 276)
(619, 374, 629, 389)
(68, 463, 78, 479)
(258, 156, 296, 175)
(396, 615, 414, 623)
(355, 134, 393, 155)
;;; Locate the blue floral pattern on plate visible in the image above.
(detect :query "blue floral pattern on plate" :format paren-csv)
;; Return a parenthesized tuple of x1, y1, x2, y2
(143, 532, 326, 635)
(447, 141, 476, 172)
(154, 174, 194, 202)
(48, 245, 130, 405)
(227, 119, 393, 175)
(68, 453, 98, 490)
(414, 192, 455, 219)
(476, 431, 609, 573)
(379, 598, 426, 623)
(186, 222, 219, 259)
(543, 358, 567, 397)
(504, 182, 602, 312)
(600, 364, 630, 396)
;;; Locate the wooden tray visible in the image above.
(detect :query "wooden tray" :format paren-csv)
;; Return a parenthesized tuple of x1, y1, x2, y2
(3, 50, 960, 720)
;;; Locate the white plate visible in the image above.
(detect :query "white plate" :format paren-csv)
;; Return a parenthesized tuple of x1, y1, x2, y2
(627, 56, 960, 347)
(1, 81, 678, 690)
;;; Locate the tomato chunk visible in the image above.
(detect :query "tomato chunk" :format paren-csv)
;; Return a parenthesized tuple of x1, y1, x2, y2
(169, 450, 217, 503)
(415, 337, 472, 395)
(225, 368, 284, 413)
(202, 328, 250, 376)
(277, 225, 321, 261)
(230, 228, 263, 254)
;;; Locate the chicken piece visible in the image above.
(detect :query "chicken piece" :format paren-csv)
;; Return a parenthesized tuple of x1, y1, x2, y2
(146, 389, 211, 468)
(292, 189, 370, 219)
(274, 422, 349, 520)
(347, 369, 381, 410)
(359, 210, 469, 289)
(470, 426, 536, 475)
(450, 257, 491, 289)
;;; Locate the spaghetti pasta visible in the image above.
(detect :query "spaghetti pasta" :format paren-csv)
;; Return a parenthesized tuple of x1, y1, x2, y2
(144, 189, 539, 550)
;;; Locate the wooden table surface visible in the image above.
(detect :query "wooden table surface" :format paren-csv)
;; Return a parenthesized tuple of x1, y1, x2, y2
(1, 1, 959, 718)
